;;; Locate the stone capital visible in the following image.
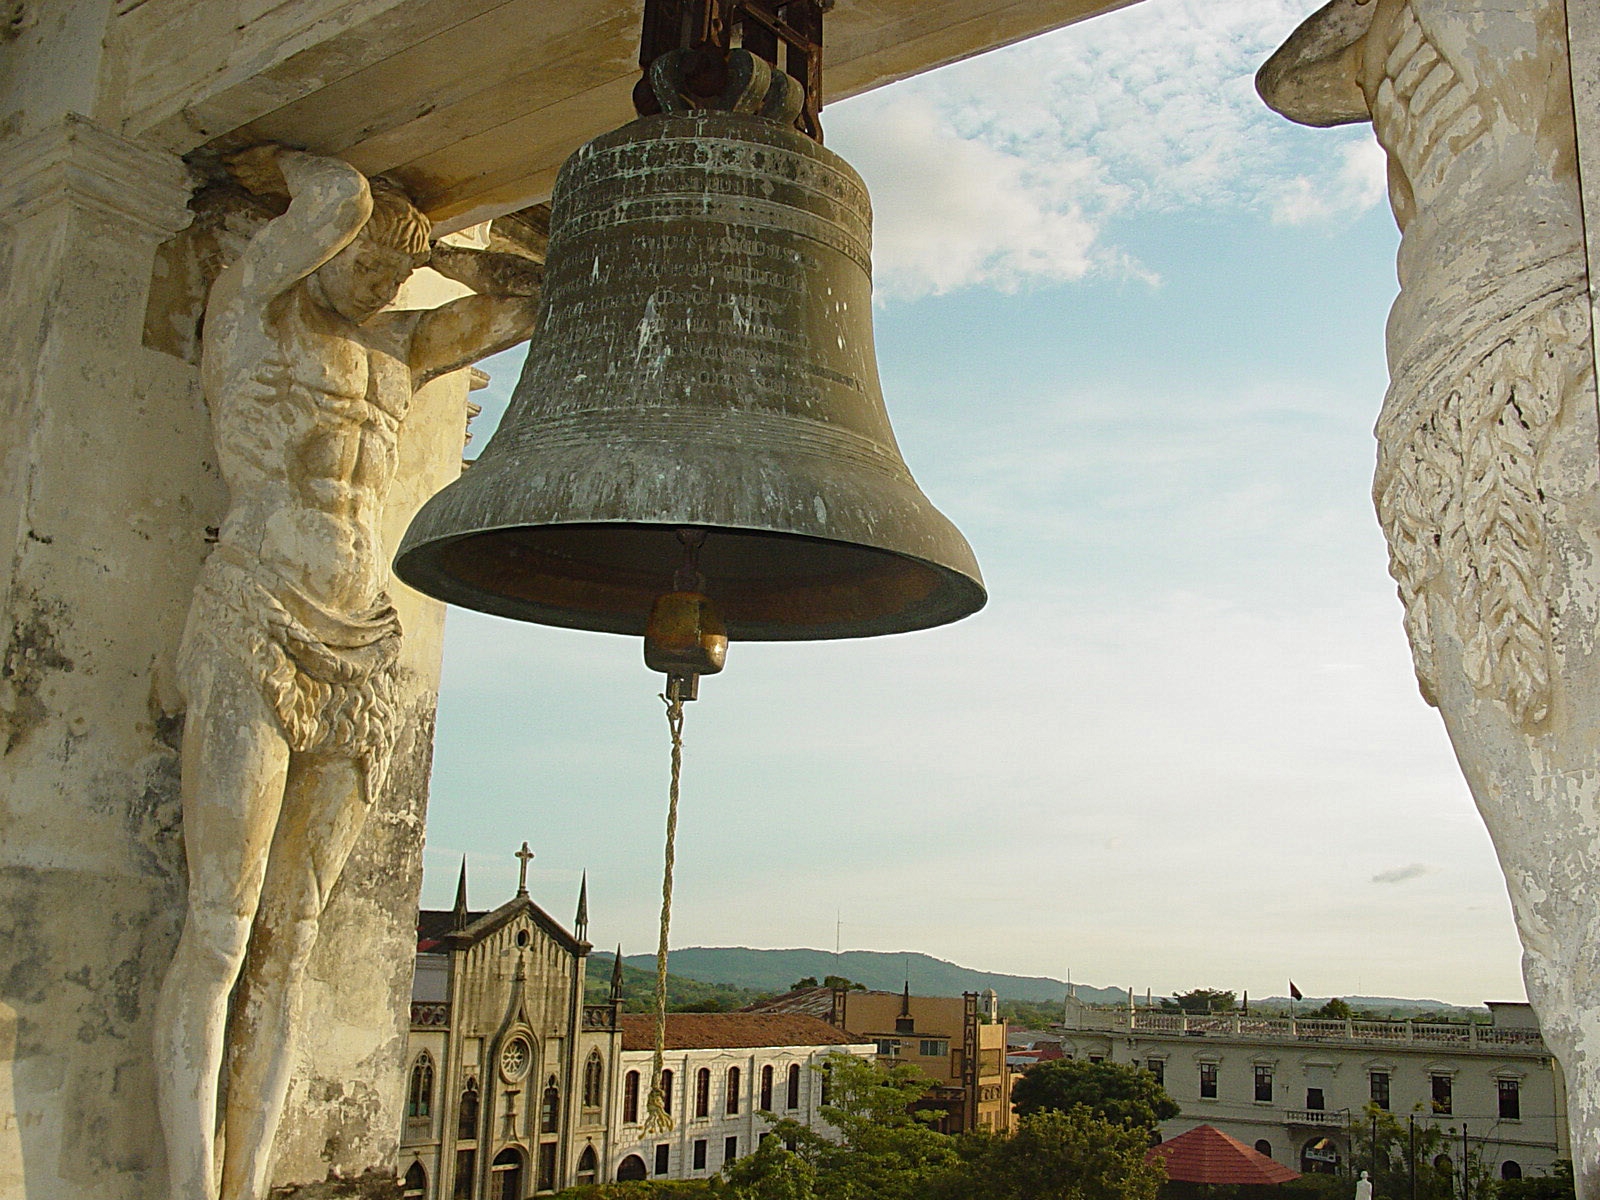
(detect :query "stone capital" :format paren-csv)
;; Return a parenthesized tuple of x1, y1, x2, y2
(0, 113, 195, 239)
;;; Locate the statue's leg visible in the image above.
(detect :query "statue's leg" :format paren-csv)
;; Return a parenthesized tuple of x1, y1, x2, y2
(219, 751, 369, 1200)
(1384, 309, 1600, 1199)
(153, 653, 291, 1200)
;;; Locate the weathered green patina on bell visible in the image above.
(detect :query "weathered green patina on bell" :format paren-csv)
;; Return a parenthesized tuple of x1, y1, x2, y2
(394, 79, 984, 642)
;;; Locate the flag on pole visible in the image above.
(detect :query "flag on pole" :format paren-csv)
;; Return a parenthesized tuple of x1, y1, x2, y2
(1289, 981, 1303, 1001)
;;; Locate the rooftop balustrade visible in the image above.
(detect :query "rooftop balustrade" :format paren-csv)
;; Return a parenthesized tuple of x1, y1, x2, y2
(1061, 1009, 1546, 1052)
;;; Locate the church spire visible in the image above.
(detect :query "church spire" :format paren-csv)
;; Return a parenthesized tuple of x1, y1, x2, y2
(575, 871, 589, 942)
(610, 945, 625, 1001)
(451, 856, 470, 931)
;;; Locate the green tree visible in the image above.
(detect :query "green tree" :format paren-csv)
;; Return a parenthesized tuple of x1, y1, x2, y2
(932, 1109, 1167, 1200)
(1346, 1105, 1456, 1200)
(770, 1055, 957, 1200)
(1497, 1160, 1576, 1200)
(999, 999, 1064, 1029)
(821, 976, 867, 991)
(550, 1183, 713, 1199)
(714, 1135, 818, 1200)
(1010, 1058, 1179, 1132)
(791, 977, 819, 990)
(1305, 998, 1353, 1021)
(1160, 989, 1237, 1014)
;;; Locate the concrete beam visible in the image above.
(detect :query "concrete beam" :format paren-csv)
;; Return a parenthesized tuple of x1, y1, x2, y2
(113, 0, 1138, 231)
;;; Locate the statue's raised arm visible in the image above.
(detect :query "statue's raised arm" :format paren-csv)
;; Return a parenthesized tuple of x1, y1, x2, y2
(220, 145, 375, 305)
(405, 238, 543, 385)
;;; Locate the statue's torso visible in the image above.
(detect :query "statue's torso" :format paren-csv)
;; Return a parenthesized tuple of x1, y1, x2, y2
(1357, 0, 1584, 377)
(203, 283, 411, 615)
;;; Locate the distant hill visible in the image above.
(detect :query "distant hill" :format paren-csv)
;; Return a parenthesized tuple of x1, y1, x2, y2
(614, 947, 1126, 1006)
(585, 952, 769, 1013)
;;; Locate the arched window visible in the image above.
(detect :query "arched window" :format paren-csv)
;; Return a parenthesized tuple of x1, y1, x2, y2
(623, 1070, 641, 1124)
(660, 1068, 674, 1115)
(402, 1161, 427, 1199)
(490, 1147, 524, 1200)
(540, 1077, 560, 1134)
(726, 1066, 741, 1114)
(583, 1050, 604, 1108)
(617, 1155, 649, 1182)
(575, 1146, 598, 1186)
(759, 1065, 774, 1111)
(1435, 1155, 1455, 1175)
(408, 1053, 435, 1118)
(1255, 1140, 1274, 1159)
(786, 1063, 801, 1109)
(695, 1067, 711, 1117)
(457, 1078, 480, 1141)
(1502, 1162, 1523, 1181)
(820, 1060, 832, 1107)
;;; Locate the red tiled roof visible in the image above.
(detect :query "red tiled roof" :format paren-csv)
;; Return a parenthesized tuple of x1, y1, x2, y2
(619, 1013, 858, 1051)
(1147, 1125, 1300, 1185)
(742, 986, 837, 1019)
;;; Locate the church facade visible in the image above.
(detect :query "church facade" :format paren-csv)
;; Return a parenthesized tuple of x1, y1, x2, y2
(398, 857, 622, 1199)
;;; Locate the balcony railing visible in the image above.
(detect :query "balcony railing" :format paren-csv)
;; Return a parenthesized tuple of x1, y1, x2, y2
(1061, 1010, 1546, 1051)
(410, 1001, 450, 1028)
(582, 1004, 618, 1031)
(1286, 1108, 1350, 1128)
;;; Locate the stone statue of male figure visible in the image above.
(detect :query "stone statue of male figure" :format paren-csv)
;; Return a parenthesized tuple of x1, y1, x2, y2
(1261, 3, 1600, 1194)
(153, 145, 542, 1200)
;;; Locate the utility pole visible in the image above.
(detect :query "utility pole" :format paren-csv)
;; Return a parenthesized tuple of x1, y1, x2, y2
(1373, 1111, 1381, 1178)
(1461, 1123, 1470, 1200)
(1409, 1114, 1417, 1200)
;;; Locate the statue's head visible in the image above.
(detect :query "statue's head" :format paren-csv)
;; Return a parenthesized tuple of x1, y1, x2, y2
(314, 177, 432, 324)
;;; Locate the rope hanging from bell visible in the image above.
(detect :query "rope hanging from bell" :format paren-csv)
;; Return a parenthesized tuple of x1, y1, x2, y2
(641, 531, 727, 1134)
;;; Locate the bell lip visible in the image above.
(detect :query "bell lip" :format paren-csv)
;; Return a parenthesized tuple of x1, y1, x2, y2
(392, 519, 986, 643)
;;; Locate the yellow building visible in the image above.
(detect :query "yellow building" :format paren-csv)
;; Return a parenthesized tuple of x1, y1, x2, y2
(750, 985, 1011, 1134)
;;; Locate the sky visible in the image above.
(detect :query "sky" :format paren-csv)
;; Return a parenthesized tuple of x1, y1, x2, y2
(416, 0, 1529, 1008)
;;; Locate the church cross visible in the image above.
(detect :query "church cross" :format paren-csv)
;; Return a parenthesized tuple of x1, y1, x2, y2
(515, 842, 534, 895)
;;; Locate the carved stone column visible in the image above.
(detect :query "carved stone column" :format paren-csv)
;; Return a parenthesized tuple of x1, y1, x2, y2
(0, 116, 476, 1199)
(1260, 4, 1600, 1195)
(1569, 2, 1600, 398)
(0, 114, 201, 1200)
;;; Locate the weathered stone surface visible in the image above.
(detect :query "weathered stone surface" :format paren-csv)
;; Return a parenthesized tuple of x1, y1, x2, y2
(0, 122, 518, 1200)
(1261, 3, 1600, 1195)
(149, 148, 539, 1200)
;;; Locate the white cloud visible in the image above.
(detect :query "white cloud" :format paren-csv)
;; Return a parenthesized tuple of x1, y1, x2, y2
(1372, 863, 1433, 885)
(826, 0, 1390, 299)
(838, 95, 1107, 298)
(1270, 139, 1390, 225)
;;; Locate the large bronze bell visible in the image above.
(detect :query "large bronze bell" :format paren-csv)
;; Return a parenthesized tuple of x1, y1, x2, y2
(394, 101, 985, 643)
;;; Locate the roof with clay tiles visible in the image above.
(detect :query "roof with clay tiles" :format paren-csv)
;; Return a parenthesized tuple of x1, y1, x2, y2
(619, 1012, 859, 1051)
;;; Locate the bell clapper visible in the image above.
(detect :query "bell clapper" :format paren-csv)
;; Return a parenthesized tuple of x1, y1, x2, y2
(641, 528, 730, 1132)
(643, 528, 729, 703)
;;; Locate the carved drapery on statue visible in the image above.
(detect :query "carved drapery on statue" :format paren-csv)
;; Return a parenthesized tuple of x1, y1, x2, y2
(178, 544, 403, 798)
(1260, 2, 1600, 1196)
